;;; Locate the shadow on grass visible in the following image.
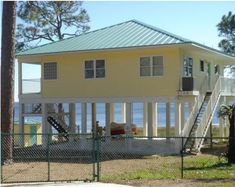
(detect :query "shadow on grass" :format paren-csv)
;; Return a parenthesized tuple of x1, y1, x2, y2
(184, 162, 232, 171)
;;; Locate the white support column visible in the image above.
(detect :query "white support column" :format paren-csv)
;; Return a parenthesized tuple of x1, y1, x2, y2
(42, 103, 48, 147)
(189, 102, 193, 114)
(175, 102, 182, 136)
(143, 102, 148, 136)
(18, 62, 22, 95)
(166, 102, 171, 137)
(110, 103, 115, 123)
(181, 102, 185, 131)
(105, 103, 111, 137)
(121, 103, 126, 123)
(125, 102, 132, 136)
(19, 103, 24, 147)
(153, 103, 157, 136)
(147, 102, 156, 137)
(69, 103, 76, 134)
(125, 102, 132, 150)
(81, 103, 87, 133)
(91, 103, 96, 134)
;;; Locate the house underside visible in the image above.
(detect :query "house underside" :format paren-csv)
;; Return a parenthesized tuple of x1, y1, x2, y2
(17, 77, 235, 155)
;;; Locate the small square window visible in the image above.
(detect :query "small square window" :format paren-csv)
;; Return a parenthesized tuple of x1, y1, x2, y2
(44, 62, 57, 80)
(140, 56, 164, 77)
(84, 60, 105, 79)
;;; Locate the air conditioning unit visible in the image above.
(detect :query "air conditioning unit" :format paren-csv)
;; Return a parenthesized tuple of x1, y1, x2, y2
(182, 77, 194, 91)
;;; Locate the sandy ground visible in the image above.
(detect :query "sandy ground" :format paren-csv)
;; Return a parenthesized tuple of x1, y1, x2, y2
(115, 179, 235, 187)
(2, 181, 131, 187)
(1, 155, 179, 183)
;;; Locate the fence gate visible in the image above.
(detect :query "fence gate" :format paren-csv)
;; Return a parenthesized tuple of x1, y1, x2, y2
(1, 133, 99, 183)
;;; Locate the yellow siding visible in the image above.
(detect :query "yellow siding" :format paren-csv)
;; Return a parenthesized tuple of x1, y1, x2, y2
(24, 47, 181, 98)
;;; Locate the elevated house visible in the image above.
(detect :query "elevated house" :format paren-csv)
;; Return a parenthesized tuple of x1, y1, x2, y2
(17, 20, 235, 154)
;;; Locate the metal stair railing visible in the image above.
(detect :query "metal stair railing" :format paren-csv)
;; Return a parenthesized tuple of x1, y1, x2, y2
(47, 103, 71, 132)
(181, 75, 208, 138)
(195, 77, 222, 149)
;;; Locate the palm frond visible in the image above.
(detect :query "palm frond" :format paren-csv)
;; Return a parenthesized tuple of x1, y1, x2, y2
(218, 104, 232, 118)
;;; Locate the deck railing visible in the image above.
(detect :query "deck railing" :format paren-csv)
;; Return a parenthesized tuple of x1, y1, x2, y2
(22, 78, 41, 94)
(221, 77, 235, 95)
(195, 77, 222, 149)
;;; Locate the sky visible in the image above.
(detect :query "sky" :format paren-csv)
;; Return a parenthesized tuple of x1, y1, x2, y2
(0, 1, 235, 101)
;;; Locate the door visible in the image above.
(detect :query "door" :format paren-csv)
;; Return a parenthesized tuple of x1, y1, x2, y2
(207, 62, 211, 90)
(30, 126, 37, 146)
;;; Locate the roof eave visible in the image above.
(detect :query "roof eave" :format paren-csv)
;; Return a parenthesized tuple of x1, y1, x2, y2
(189, 42, 235, 60)
(16, 43, 188, 58)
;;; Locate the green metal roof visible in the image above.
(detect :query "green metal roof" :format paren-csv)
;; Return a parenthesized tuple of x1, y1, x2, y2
(17, 20, 234, 59)
(17, 20, 192, 56)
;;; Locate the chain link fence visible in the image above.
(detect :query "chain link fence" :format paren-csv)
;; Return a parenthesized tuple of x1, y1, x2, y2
(1, 133, 97, 183)
(1, 133, 234, 183)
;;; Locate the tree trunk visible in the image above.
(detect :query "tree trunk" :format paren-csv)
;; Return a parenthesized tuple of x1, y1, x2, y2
(1, 1, 16, 164)
(228, 109, 235, 164)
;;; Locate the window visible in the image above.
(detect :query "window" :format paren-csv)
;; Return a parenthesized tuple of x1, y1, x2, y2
(200, 60, 205, 72)
(215, 64, 220, 75)
(85, 60, 105, 79)
(44, 62, 57, 80)
(183, 57, 193, 77)
(140, 56, 163, 77)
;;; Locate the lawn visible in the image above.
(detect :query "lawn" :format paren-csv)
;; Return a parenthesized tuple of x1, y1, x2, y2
(100, 142, 235, 186)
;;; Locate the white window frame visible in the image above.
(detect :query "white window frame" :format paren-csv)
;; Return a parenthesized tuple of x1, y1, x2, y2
(84, 59, 105, 79)
(43, 62, 57, 80)
(183, 57, 193, 77)
(139, 56, 164, 77)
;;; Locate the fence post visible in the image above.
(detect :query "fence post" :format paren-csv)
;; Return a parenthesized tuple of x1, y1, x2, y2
(181, 137, 184, 179)
(92, 132, 100, 181)
(47, 133, 50, 181)
(97, 135, 100, 182)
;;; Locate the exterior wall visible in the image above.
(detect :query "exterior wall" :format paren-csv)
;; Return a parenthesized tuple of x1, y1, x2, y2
(19, 47, 181, 98)
(18, 45, 235, 100)
(180, 48, 225, 91)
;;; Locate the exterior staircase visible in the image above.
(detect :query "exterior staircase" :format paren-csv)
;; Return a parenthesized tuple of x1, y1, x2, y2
(182, 77, 222, 152)
(32, 103, 42, 113)
(47, 116, 69, 140)
(184, 92, 211, 151)
(47, 104, 71, 138)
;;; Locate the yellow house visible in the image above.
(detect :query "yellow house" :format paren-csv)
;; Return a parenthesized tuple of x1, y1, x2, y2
(17, 20, 235, 151)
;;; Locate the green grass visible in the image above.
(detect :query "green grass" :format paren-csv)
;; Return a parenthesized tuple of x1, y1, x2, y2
(101, 155, 235, 183)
